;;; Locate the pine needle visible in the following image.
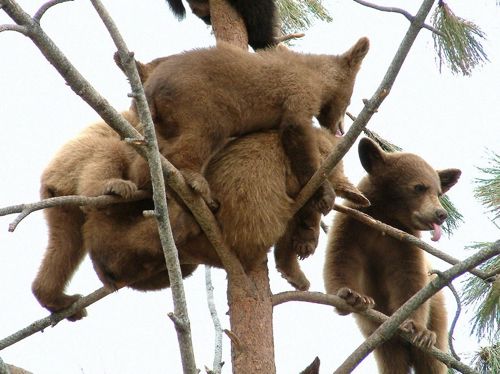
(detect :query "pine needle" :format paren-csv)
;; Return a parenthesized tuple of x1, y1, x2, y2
(461, 243, 500, 341)
(277, 0, 332, 36)
(474, 150, 500, 225)
(431, 1, 488, 76)
(363, 128, 463, 235)
(470, 344, 500, 374)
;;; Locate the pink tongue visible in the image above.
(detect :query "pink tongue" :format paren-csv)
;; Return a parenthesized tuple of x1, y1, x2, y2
(335, 129, 344, 138)
(431, 223, 442, 242)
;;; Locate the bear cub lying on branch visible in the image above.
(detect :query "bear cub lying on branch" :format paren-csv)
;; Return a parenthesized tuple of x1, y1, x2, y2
(131, 37, 370, 237)
(324, 138, 461, 374)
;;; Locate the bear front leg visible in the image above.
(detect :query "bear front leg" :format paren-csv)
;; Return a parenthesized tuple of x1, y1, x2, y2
(280, 120, 335, 215)
(292, 203, 322, 259)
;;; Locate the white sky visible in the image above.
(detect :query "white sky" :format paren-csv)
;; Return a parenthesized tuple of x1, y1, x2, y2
(0, 0, 499, 373)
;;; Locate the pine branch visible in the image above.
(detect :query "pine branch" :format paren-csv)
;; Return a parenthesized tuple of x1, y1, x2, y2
(461, 243, 500, 341)
(431, 1, 488, 76)
(276, 0, 332, 36)
(474, 150, 500, 224)
(471, 344, 500, 374)
(334, 202, 489, 281)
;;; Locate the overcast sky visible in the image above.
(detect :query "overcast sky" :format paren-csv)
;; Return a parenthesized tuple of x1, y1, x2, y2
(0, 0, 499, 373)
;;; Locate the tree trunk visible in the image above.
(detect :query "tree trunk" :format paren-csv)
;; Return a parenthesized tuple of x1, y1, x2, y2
(208, 1, 275, 372)
(227, 261, 276, 374)
(210, 0, 248, 50)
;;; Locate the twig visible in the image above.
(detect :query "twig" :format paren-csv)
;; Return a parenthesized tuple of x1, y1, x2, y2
(89, 0, 197, 372)
(0, 287, 113, 351)
(352, 0, 443, 36)
(272, 291, 479, 373)
(431, 270, 462, 361)
(205, 266, 223, 374)
(275, 32, 305, 43)
(0, 24, 27, 34)
(334, 203, 494, 281)
(334, 240, 499, 374)
(33, 0, 72, 22)
(0, 191, 151, 232)
(291, 0, 436, 215)
(223, 329, 241, 350)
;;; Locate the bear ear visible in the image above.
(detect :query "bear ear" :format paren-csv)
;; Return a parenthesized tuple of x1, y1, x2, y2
(342, 37, 370, 69)
(358, 137, 386, 174)
(438, 168, 461, 193)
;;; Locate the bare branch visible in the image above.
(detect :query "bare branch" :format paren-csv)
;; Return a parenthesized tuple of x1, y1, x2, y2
(291, 0, 436, 215)
(334, 240, 499, 373)
(272, 290, 479, 373)
(89, 0, 197, 371)
(0, 24, 27, 34)
(0, 287, 113, 351)
(431, 270, 462, 361)
(0, 191, 151, 232)
(334, 203, 494, 281)
(33, 0, 73, 22)
(205, 266, 223, 374)
(352, 0, 443, 36)
(275, 32, 305, 43)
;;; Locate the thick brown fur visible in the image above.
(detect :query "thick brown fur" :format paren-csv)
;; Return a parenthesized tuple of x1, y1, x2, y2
(323, 138, 461, 374)
(83, 128, 369, 294)
(31, 111, 142, 320)
(132, 38, 370, 222)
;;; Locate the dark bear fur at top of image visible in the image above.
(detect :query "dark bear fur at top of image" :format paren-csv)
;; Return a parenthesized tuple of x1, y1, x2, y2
(84, 127, 369, 295)
(133, 38, 369, 232)
(323, 138, 461, 374)
(165, 0, 277, 50)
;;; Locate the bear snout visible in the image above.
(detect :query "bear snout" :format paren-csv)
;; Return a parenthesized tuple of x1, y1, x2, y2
(434, 208, 447, 225)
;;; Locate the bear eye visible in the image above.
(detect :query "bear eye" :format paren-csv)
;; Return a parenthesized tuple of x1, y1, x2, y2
(414, 184, 428, 194)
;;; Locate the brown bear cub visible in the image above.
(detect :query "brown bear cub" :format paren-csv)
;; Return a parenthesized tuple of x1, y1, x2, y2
(31, 112, 143, 321)
(324, 138, 461, 374)
(84, 128, 369, 295)
(132, 37, 370, 229)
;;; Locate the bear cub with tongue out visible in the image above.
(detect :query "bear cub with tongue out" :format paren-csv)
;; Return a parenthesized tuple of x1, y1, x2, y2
(324, 138, 461, 374)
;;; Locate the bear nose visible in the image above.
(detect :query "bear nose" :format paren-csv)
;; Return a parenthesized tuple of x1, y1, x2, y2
(435, 208, 448, 223)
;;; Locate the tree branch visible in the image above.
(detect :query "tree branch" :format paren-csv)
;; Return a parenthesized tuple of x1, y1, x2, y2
(88, 0, 197, 371)
(291, 0, 437, 215)
(334, 203, 494, 281)
(272, 290, 478, 373)
(431, 270, 462, 361)
(0, 191, 151, 232)
(33, 0, 72, 22)
(334, 240, 499, 373)
(0, 23, 27, 34)
(205, 266, 224, 374)
(0, 287, 113, 351)
(352, 0, 443, 36)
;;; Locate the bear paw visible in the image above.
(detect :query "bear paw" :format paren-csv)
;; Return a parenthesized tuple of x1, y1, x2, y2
(278, 268, 311, 291)
(180, 169, 219, 212)
(292, 227, 318, 260)
(103, 179, 138, 199)
(313, 182, 336, 215)
(336, 287, 375, 315)
(401, 320, 437, 348)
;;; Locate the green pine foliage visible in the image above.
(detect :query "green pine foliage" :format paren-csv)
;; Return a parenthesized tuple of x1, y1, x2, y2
(431, 1, 488, 76)
(461, 243, 500, 341)
(474, 151, 500, 225)
(277, 0, 332, 35)
(471, 344, 500, 374)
